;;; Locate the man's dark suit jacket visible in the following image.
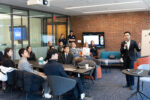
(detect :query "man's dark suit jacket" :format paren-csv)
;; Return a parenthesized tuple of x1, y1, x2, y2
(120, 40, 141, 61)
(44, 60, 68, 78)
(58, 53, 73, 64)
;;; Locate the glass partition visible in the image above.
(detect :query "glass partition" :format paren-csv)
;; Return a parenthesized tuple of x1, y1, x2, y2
(30, 11, 52, 47)
(0, 5, 11, 51)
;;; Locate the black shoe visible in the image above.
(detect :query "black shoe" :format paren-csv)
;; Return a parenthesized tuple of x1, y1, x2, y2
(123, 85, 129, 88)
(130, 85, 135, 90)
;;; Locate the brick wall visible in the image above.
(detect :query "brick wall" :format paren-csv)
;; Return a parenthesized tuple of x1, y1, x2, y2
(71, 11, 150, 51)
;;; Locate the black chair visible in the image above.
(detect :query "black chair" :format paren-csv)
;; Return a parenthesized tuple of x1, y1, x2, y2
(47, 75, 76, 100)
(15, 70, 44, 100)
(23, 71, 44, 100)
(0, 51, 3, 65)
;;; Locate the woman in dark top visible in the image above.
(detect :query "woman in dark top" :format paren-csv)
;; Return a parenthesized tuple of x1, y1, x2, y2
(90, 40, 98, 58)
(1, 48, 15, 91)
(26, 46, 36, 61)
(59, 33, 66, 45)
(2, 48, 15, 67)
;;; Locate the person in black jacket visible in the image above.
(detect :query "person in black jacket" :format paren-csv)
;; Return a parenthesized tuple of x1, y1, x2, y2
(0, 51, 3, 63)
(26, 46, 36, 61)
(44, 49, 85, 100)
(90, 40, 98, 58)
(58, 46, 73, 64)
(68, 31, 76, 43)
(1, 48, 15, 91)
(2, 48, 15, 68)
(57, 41, 64, 54)
(120, 31, 141, 90)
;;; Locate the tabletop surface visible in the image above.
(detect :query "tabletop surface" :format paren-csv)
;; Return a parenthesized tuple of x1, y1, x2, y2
(15, 60, 95, 74)
(122, 69, 149, 77)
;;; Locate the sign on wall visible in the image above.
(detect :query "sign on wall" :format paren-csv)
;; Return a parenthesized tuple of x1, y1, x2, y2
(141, 30, 150, 57)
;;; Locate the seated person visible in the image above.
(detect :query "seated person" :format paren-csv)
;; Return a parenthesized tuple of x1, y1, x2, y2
(90, 40, 98, 58)
(48, 41, 53, 49)
(18, 48, 52, 99)
(26, 46, 36, 61)
(44, 46, 56, 61)
(70, 42, 82, 57)
(82, 42, 91, 58)
(58, 46, 73, 64)
(50, 46, 55, 50)
(0, 51, 3, 63)
(44, 49, 85, 100)
(57, 41, 64, 53)
(2, 48, 15, 68)
(1, 48, 15, 91)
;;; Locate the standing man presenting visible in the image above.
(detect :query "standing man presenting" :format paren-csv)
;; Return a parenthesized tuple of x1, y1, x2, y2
(120, 31, 141, 90)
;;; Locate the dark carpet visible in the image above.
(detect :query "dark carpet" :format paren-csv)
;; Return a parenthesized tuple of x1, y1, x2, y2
(0, 68, 150, 100)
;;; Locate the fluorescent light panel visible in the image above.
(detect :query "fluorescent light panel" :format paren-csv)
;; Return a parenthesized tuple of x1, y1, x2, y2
(83, 8, 146, 14)
(65, 1, 142, 9)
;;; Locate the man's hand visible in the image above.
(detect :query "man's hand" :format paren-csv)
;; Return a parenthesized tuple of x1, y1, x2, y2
(38, 72, 47, 79)
(124, 43, 127, 48)
(138, 42, 141, 48)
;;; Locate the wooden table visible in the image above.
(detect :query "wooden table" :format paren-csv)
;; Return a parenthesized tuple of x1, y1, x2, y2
(63, 64, 95, 74)
(15, 60, 95, 74)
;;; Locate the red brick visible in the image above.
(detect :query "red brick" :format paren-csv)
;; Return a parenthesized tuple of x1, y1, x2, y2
(71, 11, 150, 51)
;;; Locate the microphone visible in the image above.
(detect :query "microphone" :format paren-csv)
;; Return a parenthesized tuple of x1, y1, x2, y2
(124, 41, 127, 49)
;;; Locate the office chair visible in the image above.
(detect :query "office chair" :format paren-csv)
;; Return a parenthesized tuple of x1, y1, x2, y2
(138, 64, 150, 91)
(47, 75, 76, 100)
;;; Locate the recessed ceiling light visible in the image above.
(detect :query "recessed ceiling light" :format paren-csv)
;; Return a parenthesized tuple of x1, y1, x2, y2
(65, 1, 142, 9)
(83, 8, 146, 14)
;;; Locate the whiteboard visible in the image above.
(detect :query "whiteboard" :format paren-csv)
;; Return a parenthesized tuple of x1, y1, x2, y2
(141, 30, 150, 57)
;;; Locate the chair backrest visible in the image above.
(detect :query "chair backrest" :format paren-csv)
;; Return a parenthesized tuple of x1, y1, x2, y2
(100, 51, 121, 59)
(23, 71, 44, 92)
(47, 75, 76, 96)
(138, 64, 150, 70)
(134, 56, 150, 69)
(16, 70, 24, 89)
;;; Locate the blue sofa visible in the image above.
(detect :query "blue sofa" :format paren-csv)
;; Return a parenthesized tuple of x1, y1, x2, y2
(101, 51, 121, 59)
(100, 51, 123, 67)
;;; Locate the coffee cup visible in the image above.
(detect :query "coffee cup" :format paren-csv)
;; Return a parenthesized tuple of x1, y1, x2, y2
(85, 64, 89, 69)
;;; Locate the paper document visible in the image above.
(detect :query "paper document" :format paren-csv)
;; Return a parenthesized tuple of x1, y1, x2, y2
(64, 67, 76, 71)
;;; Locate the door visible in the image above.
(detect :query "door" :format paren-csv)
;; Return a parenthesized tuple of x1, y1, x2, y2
(47, 24, 66, 45)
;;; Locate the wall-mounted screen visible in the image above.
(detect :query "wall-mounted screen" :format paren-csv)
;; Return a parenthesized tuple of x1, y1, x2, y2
(9, 26, 27, 40)
(82, 32, 105, 48)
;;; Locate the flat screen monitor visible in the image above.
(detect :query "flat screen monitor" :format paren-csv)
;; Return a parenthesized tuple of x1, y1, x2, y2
(82, 32, 105, 48)
(9, 26, 27, 40)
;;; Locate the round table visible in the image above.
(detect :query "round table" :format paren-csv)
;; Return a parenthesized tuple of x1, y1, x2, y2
(122, 69, 150, 100)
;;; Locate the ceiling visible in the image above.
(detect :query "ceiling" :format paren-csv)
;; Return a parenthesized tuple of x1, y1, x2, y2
(0, 0, 150, 16)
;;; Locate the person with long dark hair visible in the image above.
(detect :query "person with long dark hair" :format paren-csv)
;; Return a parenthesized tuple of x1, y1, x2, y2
(1, 48, 15, 91)
(26, 46, 36, 61)
(2, 48, 15, 68)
